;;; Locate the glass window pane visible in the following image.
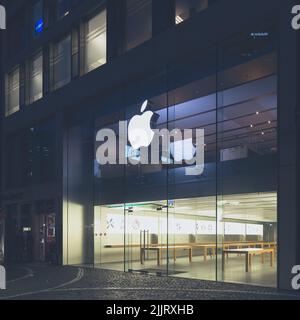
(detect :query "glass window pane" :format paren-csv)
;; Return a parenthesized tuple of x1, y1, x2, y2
(216, 28, 278, 287)
(167, 48, 217, 280)
(85, 10, 107, 73)
(8, 12, 26, 55)
(33, 0, 44, 36)
(175, 0, 208, 24)
(52, 35, 71, 90)
(28, 51, 43, 104)
(5, 67, 20, 117)
(126, 0, 152, 51)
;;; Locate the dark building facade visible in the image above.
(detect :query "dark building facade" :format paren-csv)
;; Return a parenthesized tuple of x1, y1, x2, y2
(0, 0, 300, 291)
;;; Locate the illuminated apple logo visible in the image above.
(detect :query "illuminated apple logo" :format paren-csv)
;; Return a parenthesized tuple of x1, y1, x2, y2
(128, 100, 154, 150)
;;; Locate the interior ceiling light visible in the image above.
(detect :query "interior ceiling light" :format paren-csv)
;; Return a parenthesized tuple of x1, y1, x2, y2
(176, 15, 184, 24)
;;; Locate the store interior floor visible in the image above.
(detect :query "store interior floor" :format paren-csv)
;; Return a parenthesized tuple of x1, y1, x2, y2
(91, 254, 277, 288)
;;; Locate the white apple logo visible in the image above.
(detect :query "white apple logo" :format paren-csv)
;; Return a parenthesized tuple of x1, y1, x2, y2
(128, 100, 155, 150)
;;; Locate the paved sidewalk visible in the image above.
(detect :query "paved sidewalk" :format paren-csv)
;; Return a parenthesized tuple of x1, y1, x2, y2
(0, 264, 300, 300)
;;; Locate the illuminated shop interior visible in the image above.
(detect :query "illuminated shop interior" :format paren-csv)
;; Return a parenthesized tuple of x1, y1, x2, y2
(93, 192, 277, 287)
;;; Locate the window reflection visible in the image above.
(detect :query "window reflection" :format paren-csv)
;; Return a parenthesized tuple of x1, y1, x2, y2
(126, 0, 152, 51)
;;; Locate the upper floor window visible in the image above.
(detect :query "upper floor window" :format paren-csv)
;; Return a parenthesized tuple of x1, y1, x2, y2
(5, 67, 20, 117)
(27, 51, 43, 105)
(126, 0, 152, 51)
(8, 12, 26, 56)
(33, 0, 44, 36)
(84, 9, 107, 73)
(175, 0, 208, 24)
(51, 35, 71, 90)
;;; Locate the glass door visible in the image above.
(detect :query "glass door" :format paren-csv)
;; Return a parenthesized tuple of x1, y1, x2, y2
(94, 205, 125, 271)
(125, 202, 168, 275)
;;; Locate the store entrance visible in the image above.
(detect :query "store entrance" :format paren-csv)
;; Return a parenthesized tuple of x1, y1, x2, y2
(125, 202, 168, 276)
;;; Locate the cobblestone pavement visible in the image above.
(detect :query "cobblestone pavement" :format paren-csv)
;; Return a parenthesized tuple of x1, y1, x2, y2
(0, 264, 300, 300)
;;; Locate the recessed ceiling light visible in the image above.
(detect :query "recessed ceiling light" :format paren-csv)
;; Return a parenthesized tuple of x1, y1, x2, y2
(176, 15, 184, 24)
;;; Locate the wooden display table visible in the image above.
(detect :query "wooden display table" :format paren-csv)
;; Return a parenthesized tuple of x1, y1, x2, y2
(222, 248, 275, 272)
(140, 245, 193, 266)
(191, 244, 216, 261)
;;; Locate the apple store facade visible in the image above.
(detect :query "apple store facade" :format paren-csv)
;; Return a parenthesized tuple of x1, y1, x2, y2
(63, 24, 281, 288)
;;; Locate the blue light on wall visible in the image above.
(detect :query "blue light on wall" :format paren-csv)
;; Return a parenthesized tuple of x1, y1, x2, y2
(35, 18, 44, 34)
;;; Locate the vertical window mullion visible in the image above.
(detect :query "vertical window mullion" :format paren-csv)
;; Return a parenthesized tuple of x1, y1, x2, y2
(71, 28, 79, 79)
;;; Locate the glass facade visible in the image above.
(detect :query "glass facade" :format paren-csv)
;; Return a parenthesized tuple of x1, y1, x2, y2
(86, 27, 277, 287)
